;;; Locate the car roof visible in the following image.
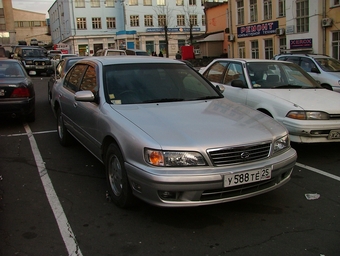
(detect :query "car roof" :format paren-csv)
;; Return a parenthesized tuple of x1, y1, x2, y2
(0, 58, 23, 64)
(77, 56, 186, 66)
(275, 53, 333, 59)
(211, 58, 289, 64)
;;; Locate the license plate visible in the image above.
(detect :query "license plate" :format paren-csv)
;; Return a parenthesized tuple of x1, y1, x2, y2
(328, 130, 340, 139)
(224, 167, 272, 187)
(0, 89, 4, 96)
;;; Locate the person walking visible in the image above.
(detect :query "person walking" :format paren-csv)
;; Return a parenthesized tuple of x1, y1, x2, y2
(158, 51, 163, 57)
(175, 51, 182, 59)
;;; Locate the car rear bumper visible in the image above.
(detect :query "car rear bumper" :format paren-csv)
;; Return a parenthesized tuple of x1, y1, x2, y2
(125, 148, 297, 207)
(0, 98, 35, 117)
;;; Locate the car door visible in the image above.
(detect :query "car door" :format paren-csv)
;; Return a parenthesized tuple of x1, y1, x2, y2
(59, 63, 87, 138)
(71, 64, 102, 157)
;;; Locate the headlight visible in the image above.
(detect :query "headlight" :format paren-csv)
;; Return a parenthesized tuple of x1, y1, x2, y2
(273, 135, 289, 153)
(286, 111, 329, 120)
(145, 149, 206, 167)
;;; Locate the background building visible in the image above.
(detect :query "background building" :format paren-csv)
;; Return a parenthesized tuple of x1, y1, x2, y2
(48, 0, 227, 57)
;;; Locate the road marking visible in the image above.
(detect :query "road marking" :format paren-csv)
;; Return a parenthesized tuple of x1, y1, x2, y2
(1, 130, 57, 137)
(296, 162, 340, 182)
(24, 124, 83, 256)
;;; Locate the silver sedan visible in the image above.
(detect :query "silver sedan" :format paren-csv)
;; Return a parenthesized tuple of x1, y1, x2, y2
(51, 56, 297, 208)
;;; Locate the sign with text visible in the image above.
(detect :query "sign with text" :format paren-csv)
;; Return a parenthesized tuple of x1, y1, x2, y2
(290, 38, 313, 49)
(237, 21, 278, 38)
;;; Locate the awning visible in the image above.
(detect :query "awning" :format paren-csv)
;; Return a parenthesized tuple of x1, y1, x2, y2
(197, 32, 224, 42)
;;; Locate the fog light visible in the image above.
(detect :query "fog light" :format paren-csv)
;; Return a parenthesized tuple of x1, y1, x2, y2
(159, 191, 177, 200)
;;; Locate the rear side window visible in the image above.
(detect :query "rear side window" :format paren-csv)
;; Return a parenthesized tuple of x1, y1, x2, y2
(64, 64, 87, 92)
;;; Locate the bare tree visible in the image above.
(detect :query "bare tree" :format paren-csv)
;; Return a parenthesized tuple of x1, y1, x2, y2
(182, 3, 200, 45)
(153, 4, 175, 58)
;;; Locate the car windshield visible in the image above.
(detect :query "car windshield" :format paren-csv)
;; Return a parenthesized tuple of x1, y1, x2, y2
(23, 49, 45, 57)
(315, 57, 340, 72)
(104, 63, 222, 104)
(246, 62, 322, 89)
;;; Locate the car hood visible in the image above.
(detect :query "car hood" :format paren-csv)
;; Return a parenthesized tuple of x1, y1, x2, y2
(324, 71, 340, 79)
(257, 88, 340, 112)
(23, 57, 50, 61)
(111, 99, 287, 148)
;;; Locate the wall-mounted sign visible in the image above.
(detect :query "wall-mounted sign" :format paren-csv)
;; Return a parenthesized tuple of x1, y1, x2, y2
(146, 27, 201, 33)
(237, 21, 278, 38)
(286, 25, 294, 34)
(290, 38, 313, 49)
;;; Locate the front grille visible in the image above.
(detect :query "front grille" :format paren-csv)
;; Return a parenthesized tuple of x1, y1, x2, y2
(208, 142, 271, 166)
(329, 114, 340, 120)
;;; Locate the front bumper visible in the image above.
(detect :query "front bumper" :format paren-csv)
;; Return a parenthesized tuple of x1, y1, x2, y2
(283, 118, 340, 143)
(125, 147, 297, 207)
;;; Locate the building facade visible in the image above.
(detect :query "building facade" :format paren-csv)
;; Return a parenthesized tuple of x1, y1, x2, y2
(225, 0, 340, 60)
(49, 0, 226, 57)
(0, 0, 15, 45)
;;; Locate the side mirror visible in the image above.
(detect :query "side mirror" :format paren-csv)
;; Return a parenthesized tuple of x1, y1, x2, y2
(231, 80, 247, 88)
(310, 67, 320, 73)
(75, 91, 95, 102)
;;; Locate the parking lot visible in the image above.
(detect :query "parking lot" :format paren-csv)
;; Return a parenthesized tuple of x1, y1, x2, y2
(0, 77, 339, 256)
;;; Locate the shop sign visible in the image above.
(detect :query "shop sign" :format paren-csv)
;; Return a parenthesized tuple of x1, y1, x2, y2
(290, 38, 313, 49)
(237, 21, 278, 38)
(146, 27, 201, 33)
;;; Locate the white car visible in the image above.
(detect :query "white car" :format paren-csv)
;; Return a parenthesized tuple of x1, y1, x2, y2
(200, 58, 340, 143)
(273, 54, 340, 92)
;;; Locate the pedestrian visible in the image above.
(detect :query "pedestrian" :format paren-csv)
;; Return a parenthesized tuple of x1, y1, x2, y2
(152, 51, 157, 56)
(158, 51, 163, 57)
(175, 51, 181, 59)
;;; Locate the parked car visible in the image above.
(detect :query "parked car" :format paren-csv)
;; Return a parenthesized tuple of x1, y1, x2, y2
(13, 46, 53, 76)
(95, 49, 126, 56)
(273, 54, 340, 92)
(0, 59, 35, 121)
(125, 49, 149, 56)
(200, 58, 340, 143)
(50, 56, 297, 208)
(48, 56, 85, 104)
(47, 50, 62, 59)
(51, 53, 78, 69)
(30, 38, 38, 46)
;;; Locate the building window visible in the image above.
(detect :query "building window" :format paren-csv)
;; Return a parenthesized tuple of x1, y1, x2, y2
(77, 17, 87, 29)
(264, 39, 273, 59)
(92, 17, 101, 29)
(296, 0, 309, 33)
(75, 0, 85, 8)
(332, 31, 340, 60)
(177, 0, 184, 6)
(279, 37, 286, 53)
(202, 15, 206, 26)
(250, 0, 258, 22)
(105, 0, 114, 7)
(278, 0, 286, 17)
(201, 0, 207, 5)
(144, 15, 153, 26)
(91, 0, 100, 7)
(251, 40, 259, 59)
(238, 42, 245, 58)
(144, 0, 152, 6)
(237, 0, 244, 25)
(130, 15, 139, 27)
(129, 0, 138, 5)
(189, 0, 196, 5)
(190, 15, 198, 26)
(107, 17, 116, 29)
(263, 0, 272, 20)
(332, 0, 340, 6)
(158, 15, 166, 26)
(178, 39, 185, 49)
(177, 15, 185, 26)
(157, 0, 166, 5)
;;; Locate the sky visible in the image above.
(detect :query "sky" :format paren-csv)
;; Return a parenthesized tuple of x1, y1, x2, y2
(12, 0, 55, 17)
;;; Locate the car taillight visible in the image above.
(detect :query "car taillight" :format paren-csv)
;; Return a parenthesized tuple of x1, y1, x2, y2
(11, 87, 30, 98)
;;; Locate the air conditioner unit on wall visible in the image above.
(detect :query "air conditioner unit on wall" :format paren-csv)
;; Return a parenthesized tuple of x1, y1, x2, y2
(275, 28, 285, 36)
(228, 34, 235, 42)
(321, 18, 333, 27)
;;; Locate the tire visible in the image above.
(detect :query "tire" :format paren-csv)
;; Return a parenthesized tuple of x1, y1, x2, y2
(57, 109, 71, 146)
(105, 143, 134, 208)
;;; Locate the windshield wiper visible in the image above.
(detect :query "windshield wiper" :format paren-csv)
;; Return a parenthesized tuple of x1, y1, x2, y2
(194, 95, 223, 100)
(143, 98, 184, 103)
(272, 84, 302, 89)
